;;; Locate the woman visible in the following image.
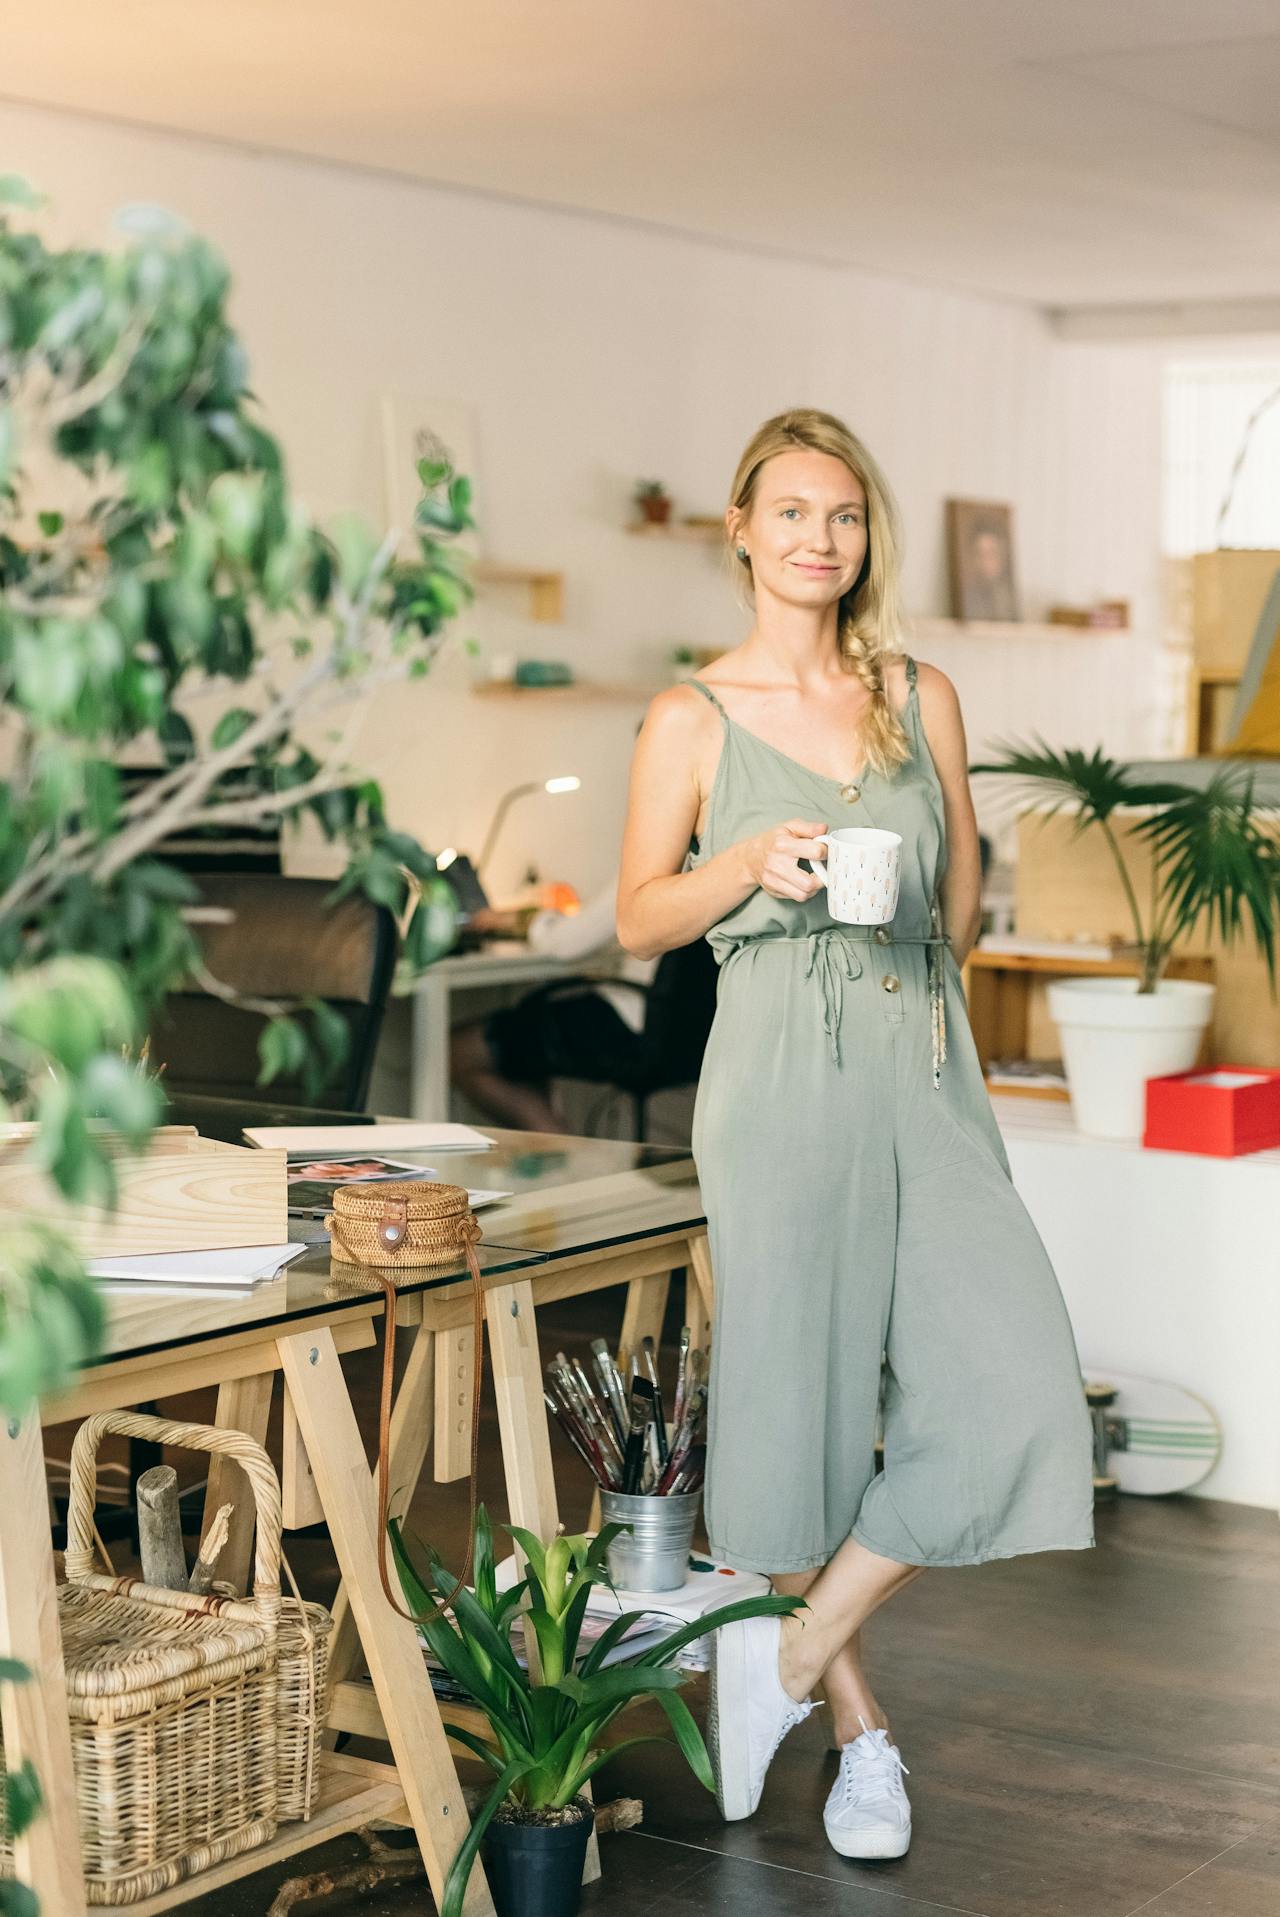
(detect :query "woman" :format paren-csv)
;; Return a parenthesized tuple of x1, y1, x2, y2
(616, 409, 1094, 1862)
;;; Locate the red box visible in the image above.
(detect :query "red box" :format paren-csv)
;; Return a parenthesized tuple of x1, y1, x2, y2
(1143, 1065, 1280, 1157)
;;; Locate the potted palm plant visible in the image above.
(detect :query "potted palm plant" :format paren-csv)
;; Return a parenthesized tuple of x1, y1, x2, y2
(969, 744, 1280, 1138)
(389, 1505, 801, 1917)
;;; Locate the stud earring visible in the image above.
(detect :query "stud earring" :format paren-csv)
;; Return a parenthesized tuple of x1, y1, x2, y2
(736, 545, 748, 561)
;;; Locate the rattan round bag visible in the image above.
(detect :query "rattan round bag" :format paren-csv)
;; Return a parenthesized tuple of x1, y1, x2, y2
(324, 1178, 487, 1625)
(325, 1179, 481, 1274)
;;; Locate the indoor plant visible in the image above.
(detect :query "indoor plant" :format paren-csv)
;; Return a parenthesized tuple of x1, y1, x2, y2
(389, 1504, 801, 1917)
(0, 176, 473, 1406)
(970, 742, 1280, 1137)
(633, 479, 672, 526)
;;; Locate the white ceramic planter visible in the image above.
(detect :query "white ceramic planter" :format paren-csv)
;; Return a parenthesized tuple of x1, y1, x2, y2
(1046, 976, 1216, 1141)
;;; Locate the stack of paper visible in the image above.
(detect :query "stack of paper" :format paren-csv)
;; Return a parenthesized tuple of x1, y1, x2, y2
(492, 1550, 772, 1672)
(243, 1122, 494, 1152)
(87, 1244, 309, 1289)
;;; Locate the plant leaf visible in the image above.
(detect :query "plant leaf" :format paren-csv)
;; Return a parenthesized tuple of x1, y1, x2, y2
(559, 1732, 673, 1803)
(652, 1686, 714, 1790)
(630, 1593, 804, 1670)
(439, 1754, 534, 1917)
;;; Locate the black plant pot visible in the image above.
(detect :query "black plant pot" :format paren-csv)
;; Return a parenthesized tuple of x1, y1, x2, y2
(481, 1796, 594, 1917)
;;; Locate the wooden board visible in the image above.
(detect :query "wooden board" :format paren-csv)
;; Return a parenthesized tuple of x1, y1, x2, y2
(0, 1132, 286, 1258)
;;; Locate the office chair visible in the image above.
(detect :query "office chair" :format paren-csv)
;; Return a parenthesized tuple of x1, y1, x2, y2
(148, 872, 398, 1111)
(523, 937, 720, 1142)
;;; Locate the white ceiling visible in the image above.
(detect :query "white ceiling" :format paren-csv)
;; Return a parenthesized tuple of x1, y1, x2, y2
(6, 0, 1280, 316)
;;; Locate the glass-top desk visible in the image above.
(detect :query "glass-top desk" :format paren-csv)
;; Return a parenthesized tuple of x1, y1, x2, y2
(10, 1105, 710, 1917)
(90, 1109, 704, 1366)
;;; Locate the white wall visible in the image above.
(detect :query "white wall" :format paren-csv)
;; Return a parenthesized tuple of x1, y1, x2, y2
(2, 101, 1168, 896)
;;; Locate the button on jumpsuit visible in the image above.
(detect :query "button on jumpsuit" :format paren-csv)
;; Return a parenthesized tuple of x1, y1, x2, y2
(686, 660, 1096, 1574)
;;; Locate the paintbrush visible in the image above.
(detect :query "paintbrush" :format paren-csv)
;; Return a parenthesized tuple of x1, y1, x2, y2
(671, 1326, 691, 1433)
(548, 1359, 619, 1484)
(563, 1354, 625, 1473)
(590, 1338, 629, 1445)
(620, 1374, 656, 1494)
(657, 1382, 707, 1492)
(645, 1416, 662, 1489)
(545, 1371, 607, 1479)
(544, 1390, 610, 1487)
(667, 1441, 706, 1495)
(639, 1336, 669, 1464)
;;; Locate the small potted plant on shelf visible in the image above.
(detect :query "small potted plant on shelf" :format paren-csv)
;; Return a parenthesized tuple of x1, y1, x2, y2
(390, 1504, 800, 1917)
(668, 643, 698, 684)
(633, 480, 672, 527)
(969, 743, 1280, 1139)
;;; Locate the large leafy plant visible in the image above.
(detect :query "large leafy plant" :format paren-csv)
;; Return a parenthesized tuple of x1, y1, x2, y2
(970, 743, 1280, 994)
(0, 177, 474, 1410)
(390, 1506, 801, 1917)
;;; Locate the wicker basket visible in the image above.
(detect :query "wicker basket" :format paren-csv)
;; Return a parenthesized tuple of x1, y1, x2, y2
(41, 1412, 282, 1905)
(276, 1584, 333, 1823)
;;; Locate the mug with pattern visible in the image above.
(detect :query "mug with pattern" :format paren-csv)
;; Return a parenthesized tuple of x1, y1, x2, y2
(810, 827, 902, 925)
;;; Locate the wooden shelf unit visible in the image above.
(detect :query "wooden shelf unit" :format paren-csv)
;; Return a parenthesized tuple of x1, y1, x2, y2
(1185, 664, 1241, 755)
(961, 947, 1216, 1102)
(101, 1754, 408, 1915)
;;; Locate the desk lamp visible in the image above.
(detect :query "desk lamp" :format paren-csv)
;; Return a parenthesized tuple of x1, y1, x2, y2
(477, 775, 580, 879)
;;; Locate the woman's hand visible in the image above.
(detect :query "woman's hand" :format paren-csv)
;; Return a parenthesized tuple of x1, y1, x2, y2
(741, 818, 829, 902)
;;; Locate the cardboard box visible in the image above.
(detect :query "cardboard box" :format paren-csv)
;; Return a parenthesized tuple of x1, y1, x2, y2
(1190, 549, 1280, 674)
(1143, 1066, 1280, 1158)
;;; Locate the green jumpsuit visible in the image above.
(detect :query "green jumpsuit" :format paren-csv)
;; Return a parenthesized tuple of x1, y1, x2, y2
(686, 659, 1096, 1574)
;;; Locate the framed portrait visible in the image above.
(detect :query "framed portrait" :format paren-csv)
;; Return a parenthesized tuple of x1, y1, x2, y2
(945, 499, 1020, 623)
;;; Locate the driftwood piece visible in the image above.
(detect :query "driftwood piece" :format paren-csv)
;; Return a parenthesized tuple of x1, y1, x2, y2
(187, 1502, 233, 1595)
(266, 1800, 644, 1914)
(136, 1464, 188, 1590)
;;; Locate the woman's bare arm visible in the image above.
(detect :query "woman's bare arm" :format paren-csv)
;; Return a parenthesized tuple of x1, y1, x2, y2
(616, 687, 827, 961)
(915, 663, 983, 964)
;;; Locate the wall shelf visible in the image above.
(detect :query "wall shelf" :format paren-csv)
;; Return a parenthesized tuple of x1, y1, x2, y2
(626, 520, 723, 542)
(471, 679, 656, 702)
(908, 615, 1129, 643)
(962, 948, 1215, 1102)
(471, 562, 564, 623)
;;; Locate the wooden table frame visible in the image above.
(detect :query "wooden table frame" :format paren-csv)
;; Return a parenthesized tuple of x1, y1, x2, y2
(1, 1223, 714, 1916)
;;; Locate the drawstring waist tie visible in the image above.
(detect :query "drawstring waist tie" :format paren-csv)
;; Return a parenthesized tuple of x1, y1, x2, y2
(796, 904, 951, 1087)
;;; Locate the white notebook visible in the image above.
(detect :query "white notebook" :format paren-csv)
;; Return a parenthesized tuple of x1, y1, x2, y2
(242, 1122, 495, 1153)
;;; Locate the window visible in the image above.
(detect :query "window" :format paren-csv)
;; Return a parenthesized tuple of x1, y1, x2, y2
(1163, 358, 1280, 557)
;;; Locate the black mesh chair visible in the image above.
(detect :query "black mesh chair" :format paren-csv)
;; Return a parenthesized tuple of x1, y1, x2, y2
(521, 937, 720, 1141)
(148, 872, 397, 1111)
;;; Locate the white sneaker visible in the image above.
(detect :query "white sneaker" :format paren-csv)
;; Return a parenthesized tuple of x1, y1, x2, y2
(823, 1713, 912, 1859)
(707, 1612, 814, 1821)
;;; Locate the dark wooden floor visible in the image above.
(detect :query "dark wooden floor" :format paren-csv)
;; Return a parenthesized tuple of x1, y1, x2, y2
(126, 1285, 1279, 1917)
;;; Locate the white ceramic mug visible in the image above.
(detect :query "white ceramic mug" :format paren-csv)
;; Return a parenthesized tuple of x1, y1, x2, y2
(810, 827, 903, 925)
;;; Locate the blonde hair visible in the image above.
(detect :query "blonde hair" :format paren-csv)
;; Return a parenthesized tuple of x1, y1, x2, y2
(727, 407, 910, 778)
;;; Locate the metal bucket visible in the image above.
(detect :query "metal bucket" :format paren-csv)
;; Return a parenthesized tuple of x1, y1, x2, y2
(599, 1489, 701, 1593)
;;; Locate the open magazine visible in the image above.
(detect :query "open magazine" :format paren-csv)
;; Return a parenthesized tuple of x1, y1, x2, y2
(285, 1152, 509, 1218)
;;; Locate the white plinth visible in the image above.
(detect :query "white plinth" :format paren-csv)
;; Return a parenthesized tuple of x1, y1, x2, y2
(993, 1096, 1280, 1510)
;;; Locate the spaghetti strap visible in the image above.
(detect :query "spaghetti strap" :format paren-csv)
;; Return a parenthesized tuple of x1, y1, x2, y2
(687, 677, 729, 721)
(903, 654, 918, 691)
